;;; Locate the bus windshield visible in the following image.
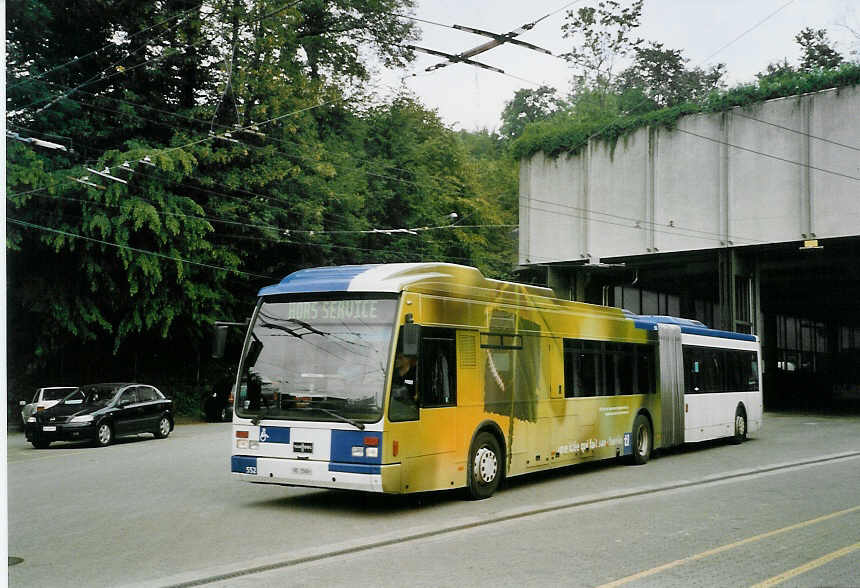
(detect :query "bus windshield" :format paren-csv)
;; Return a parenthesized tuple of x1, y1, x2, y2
(235, 295, 398, 424)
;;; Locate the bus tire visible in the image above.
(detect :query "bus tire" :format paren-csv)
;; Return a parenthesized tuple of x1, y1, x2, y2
(631, 414, 652, 465)
(732, 406, 747, 444)
(467, 431, 502, 500)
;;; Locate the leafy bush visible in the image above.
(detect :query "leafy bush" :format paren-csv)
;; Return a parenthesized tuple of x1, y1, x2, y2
(512, 63, 860, 160)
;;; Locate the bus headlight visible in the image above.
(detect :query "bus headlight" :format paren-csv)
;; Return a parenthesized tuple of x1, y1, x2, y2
(351, 446, 365, 457)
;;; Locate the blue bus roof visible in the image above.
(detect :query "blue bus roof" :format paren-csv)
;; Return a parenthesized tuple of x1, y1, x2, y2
(257, 265, 757, 343)
(257, 263, 555, 298)
(627, 313, 757, 342)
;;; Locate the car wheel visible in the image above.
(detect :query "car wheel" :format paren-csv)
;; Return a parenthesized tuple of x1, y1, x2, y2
(732, 407, 747, 444)
(95, 422, 113, 447)
(154, 416, 171, 439)
(32, 439, 51, 449)
(467, 431, 502, 500)
(630, 414, 652, 465)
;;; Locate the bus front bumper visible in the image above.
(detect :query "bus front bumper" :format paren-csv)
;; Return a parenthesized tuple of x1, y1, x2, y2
(231, 455, 401, 493)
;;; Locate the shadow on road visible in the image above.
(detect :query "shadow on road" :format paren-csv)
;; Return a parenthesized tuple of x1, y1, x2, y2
(240, 436, 755, 514)
(245, 486, 461, 515)
(23, 434, 162, 451)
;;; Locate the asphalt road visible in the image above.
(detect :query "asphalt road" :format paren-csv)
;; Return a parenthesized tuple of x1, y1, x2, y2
(7, 413, 860, 587)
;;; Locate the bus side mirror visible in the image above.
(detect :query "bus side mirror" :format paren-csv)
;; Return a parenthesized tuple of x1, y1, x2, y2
(402, 323, 420, 357)
(212, 325, 229, 359)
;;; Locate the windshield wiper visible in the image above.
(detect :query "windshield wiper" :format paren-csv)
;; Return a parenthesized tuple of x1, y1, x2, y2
(250, 402, 272, 425)
(296, 406, 365, 430)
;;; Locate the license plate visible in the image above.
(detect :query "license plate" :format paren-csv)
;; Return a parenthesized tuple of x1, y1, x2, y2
(291, 466, 313, 476)
(42, 426, 57, 432)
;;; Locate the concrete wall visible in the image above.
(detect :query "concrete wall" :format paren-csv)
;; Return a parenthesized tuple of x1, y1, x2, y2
(519, 86, 860, 265)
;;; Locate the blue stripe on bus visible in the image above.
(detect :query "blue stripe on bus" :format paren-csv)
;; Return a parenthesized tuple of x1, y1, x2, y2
(678, 325, 757, 341)
(328, 463, 381, 475)
(330, 430, 382, 464)
(258, 265, 377, 296)
(258, 426, 290, 444)
(231, 455, 258, 474)
(630, 314, 757, 342)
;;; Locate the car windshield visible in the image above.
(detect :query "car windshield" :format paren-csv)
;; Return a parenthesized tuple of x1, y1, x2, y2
(42, 387, 78, 401)
(236, 295, 398, 424)
(78, 385, 120, 407)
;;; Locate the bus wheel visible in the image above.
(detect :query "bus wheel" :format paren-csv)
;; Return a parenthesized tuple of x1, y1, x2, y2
(468, 432, 501, 499)
(732, 407, 747, 444)
(631, 414, 652, 465)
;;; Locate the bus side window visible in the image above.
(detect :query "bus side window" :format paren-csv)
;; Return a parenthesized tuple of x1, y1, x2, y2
(705, 349, 722, 393)
(563, 339, 598, 397)
(389, 327, 420, 422)
(419, 328, 457, 408)
(684, 347, 702, 394)
(636, 345, 655, 394)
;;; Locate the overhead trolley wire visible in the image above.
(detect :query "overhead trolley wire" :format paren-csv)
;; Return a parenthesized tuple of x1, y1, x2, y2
(16, 183, 518, 242)
(729, 111, 860, 152)
(7, 1, 207, 91)
(521, 196, 767, 245)
(674, 127, 860, 182)
(26, 88, 479, 234)
(26, 12, 218, 114)
(12, 198, 511, 268)
(700, 0, 798, 66)
(30, 81, 464, 191)
(6, 217, 275, 280)
(392, 1, 584, 85)
(14, 0, 308, 114)
(10, 0, 305, 94)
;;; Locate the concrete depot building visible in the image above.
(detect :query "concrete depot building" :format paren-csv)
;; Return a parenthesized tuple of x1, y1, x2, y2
(517, 85, 860, 410)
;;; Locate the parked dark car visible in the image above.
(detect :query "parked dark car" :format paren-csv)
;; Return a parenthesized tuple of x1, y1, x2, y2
(24, 383, 173, 449)
(202, 376, 234, 422)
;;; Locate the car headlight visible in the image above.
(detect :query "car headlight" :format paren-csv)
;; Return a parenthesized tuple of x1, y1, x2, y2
(27, 416, 36, 423)
(70, 415, 94, 423)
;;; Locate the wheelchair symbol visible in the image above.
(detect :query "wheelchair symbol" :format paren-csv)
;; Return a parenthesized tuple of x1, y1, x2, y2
(259, 428, 269, 442)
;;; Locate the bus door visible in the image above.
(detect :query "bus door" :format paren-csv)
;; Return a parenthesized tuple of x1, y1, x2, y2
(388, 327, 458, 492)
(657, 324, 685, 448)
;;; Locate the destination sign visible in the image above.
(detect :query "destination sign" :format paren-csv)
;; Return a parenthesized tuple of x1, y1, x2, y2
(280, 299, 390, 322)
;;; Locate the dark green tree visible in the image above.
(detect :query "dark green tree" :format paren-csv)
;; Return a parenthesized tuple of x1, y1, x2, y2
(796, 27, 844, 72)
(615, 42, 725, 110)
(758, 27, 844, 81)
(499, 86, 567, 141)
(561, 0, 644, 100)
(5, 0, 422, 391)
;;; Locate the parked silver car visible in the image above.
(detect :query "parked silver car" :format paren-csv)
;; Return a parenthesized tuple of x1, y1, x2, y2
(20, 387, 80, 424)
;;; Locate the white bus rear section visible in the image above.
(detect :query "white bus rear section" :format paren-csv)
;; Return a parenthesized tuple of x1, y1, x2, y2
(681, 333, 763, 444)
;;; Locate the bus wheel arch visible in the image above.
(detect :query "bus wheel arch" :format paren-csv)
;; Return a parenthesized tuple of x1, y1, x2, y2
(466, 422, 506, 500)
(732, 403, 748, 444)
(630, 411, 653, 465)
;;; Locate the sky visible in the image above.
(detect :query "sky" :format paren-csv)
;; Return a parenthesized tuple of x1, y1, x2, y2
(378, 0, 860, 131)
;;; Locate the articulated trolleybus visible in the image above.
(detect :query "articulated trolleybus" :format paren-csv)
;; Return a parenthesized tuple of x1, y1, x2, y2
(230, 263, 761, 499)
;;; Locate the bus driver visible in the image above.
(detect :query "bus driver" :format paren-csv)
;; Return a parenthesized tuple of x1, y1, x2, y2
(391, 354, 417, 405)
